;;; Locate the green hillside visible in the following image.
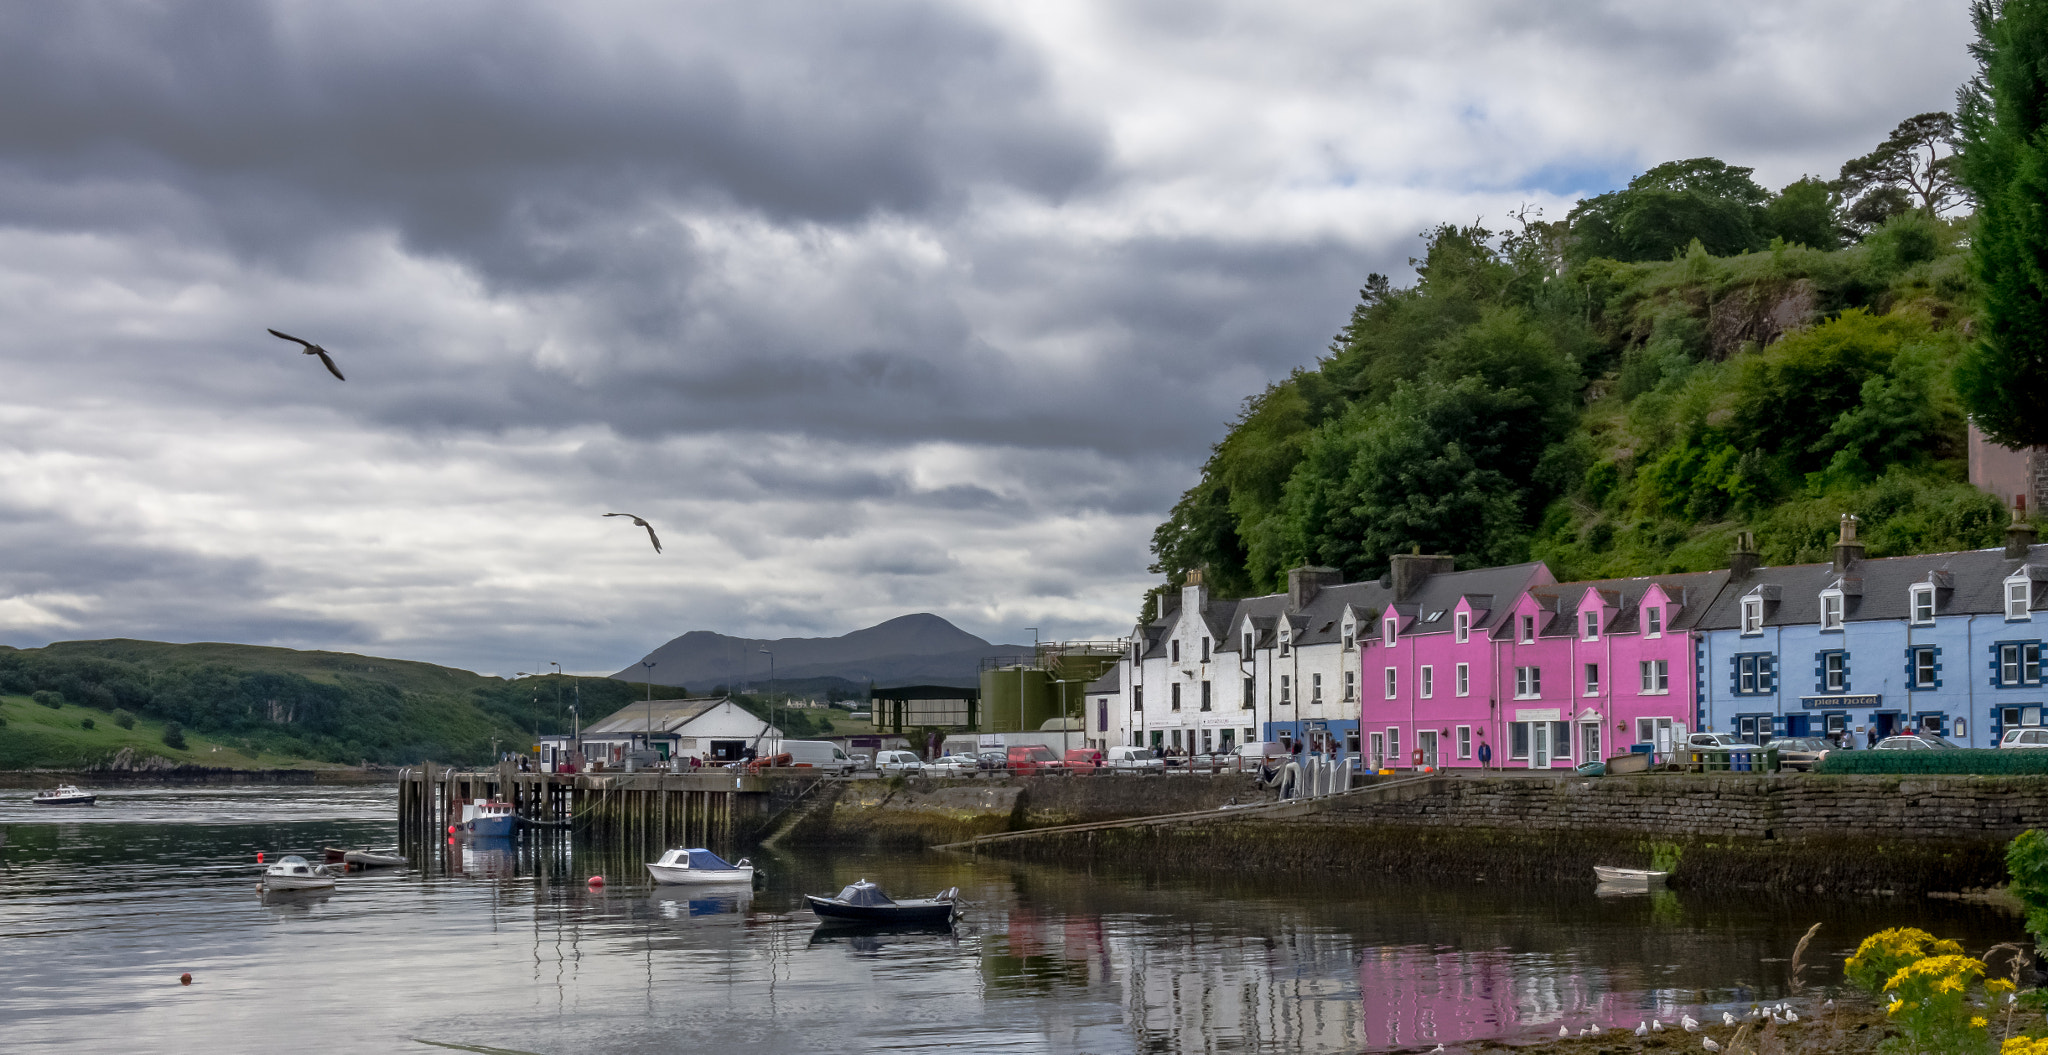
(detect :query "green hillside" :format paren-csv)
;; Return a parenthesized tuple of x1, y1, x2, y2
(0, 693, 321, 770)
(1148, 139, 2008, 608)
(0, 640, 642, 768)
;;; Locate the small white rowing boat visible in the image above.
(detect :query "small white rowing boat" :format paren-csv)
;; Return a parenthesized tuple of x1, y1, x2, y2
(262, 855, 337, 891)
(1592, 865, 1668, 889)
(646, 847, 754, 885)
(31, 784, 96, 806)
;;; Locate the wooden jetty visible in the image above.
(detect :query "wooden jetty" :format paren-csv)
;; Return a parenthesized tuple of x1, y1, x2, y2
(397, 762, 819, 847)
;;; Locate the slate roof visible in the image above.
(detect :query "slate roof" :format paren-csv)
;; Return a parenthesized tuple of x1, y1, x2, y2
(1525, 570, 1732, 638)
(586, 696, 742, 735)
(1217, 580, 1394, 652)
(1394, 561, 1553, 637)
(1691, 543, 2048, 630)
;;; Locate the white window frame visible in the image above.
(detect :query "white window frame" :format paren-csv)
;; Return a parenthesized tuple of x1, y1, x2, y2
(1455, 662, 1471, 697)
(1383, 617, 1397, 646)
(1384, 667, 1398, 699)
(1311, 672, 1323, 703)
(1910, 584, 1936, 625)
(1519, 614, 1535, 644)
(1343, 669, 1356, 701)
(1911, 647, 1937, 689)
(1279, 629, 1291, 656)
(1645, 606, 1663, 638)
(2001, 644, 2021, 687)
(1279, 674, 1291, 704)
(1456, 725, 1472, 759)
(1639, 659, 1669, 694)
(1455, 611, 1470, 643)
(2010, 578, 2033, 621)
(1740, 597, 1764, 635)
(1515, 665, 1541, 699)
(1821, 590, 1844, 631)
(1387, 726, 1401, 763)
(1584, 662, 1600, 696)
(1583, 610, 1599, 641)
(1343, 626, 1356, 650)
(1421, 665, 1435, 699)
(1823, 651, 1846, 692)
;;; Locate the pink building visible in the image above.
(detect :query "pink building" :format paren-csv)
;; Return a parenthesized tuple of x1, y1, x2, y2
(1361, 567, 1724, 770)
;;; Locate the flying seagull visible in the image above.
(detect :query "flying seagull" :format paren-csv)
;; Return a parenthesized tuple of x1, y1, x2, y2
(267, 329, 345, 380)
(603, 513, 662, 553)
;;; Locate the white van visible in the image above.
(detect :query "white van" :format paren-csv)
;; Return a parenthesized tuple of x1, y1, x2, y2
(782, 740, 857, 774)
(1234, 741, 1289, 773)
(1105, 745, 1164, 775)
(875, 749, 925, 774)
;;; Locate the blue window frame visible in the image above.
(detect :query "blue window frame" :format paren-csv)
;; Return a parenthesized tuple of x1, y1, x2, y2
(1731, 653, 1776, 696)
(1814, 650, 1850, 693)
(1990, 641, 2045, 688)
(1905, 646, 1942, 691)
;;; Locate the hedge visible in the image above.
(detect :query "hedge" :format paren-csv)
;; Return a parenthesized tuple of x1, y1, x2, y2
(1814, 749, 2048, 776)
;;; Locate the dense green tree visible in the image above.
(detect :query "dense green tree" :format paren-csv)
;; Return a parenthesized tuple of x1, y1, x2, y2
(1955, 0, 2048, 447)
(1567, 158, 1772, 262)
(1762, 176, 1846, 250)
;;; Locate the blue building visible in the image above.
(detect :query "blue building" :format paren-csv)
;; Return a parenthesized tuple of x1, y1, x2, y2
(1695, 517, 2045, 747)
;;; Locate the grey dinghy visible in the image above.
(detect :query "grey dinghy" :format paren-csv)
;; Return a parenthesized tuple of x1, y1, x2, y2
(806, 879, 958, 924)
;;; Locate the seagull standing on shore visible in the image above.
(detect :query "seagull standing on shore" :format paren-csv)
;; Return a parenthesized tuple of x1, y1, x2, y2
(1703, 1038, 1722, 1052)
(267, 329, 345, 380)
(603, 513, 662, 554)
(1682, 1015, 1701, 1032)
(1723, 1012, 1737, 1027)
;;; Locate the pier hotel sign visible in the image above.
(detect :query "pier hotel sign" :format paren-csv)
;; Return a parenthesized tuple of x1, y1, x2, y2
(1799, 694, 1881, 711)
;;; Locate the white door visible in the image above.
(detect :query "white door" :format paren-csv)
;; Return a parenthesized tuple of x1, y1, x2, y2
(1532, 723, 1551, 768)
(1419, 730, 1439, 767)
(1368, 732, 1384, 770)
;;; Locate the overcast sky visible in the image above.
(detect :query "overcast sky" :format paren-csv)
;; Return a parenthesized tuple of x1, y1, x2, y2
(0, 0, 1975, 676)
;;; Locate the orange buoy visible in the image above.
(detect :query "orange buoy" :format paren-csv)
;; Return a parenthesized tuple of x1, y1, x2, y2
(179, 973, 192, 985)
(587, 875, 605, 889)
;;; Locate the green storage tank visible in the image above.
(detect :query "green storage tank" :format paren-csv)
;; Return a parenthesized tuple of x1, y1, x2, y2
(980, 667, 1025, 733)
(1016, 668, 1059, 731)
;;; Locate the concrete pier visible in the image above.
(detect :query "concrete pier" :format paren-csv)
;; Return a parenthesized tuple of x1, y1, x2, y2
(396, 763, 818, 847)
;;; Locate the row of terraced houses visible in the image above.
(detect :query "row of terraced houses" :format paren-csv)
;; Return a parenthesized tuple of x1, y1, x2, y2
(1085, 513, 2048, 770)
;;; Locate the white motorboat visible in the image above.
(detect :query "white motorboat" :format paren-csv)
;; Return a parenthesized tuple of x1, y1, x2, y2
(262, 855, 337, 891)
(30, 784, 96, 806)
(1592, 865, 1669, 889)
(646, 847, 755, 885)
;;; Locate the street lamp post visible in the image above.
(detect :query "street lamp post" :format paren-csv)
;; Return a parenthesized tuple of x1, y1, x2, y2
(641, 661, 658, 765)
(759, 649, 776, 747)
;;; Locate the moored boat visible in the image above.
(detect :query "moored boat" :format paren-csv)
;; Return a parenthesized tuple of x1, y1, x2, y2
(262, 855, 337, 891)
(1592, 865, 1668, 889)
(324, 847, 408, 868)
(30, 784, 96, 807)
(646, 847, 754, 885)
(459, 799, 520, 837)
(806, 879, 957, 924)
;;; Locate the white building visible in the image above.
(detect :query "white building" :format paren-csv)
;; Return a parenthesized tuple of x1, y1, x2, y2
(574, 696, 783, 766)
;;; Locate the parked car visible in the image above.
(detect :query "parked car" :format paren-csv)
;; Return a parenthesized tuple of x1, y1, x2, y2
(1062, 748, 1105, 772)
(1771, 736, 1833, 771)
(1006, 744, 1067, 774)
(976, 750, 1010, 773)
(925, 754, 981, 775)
(1105, 745, 1165, 775)
(874, 749, 924, 775)
(1687, 732, 1741, 749)
(2001, 729, 2048, 749)
(1875, 733, 1961, 751)
(850, 753, 872, 770)
(1233, 741, 1289, 773)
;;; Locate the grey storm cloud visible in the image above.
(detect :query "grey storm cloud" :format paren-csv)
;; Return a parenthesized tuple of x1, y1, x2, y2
(0, 0, 1982, 672)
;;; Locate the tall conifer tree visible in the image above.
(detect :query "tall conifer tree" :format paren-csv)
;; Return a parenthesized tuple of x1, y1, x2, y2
(1956, 0, 2048, 447)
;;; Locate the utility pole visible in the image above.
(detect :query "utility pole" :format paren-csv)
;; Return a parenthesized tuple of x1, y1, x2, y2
(760, 649, 776, 745)
(642, 661, 658, 763)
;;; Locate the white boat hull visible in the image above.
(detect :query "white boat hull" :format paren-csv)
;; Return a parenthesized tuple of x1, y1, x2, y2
(262, 874, 337, 891)
(1592, 866, 1668, 888)
(646, 863, 755, 885)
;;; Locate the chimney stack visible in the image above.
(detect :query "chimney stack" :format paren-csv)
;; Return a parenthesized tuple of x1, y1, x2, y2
(1181, 567, 1209, 615)
(1287, 566, 1343, 610)
(1388, 548, 1455, 603)
(1833, 514, 1865, 574)
(2010, 496, 2039, 559)
(1728, 530, 1761, 578)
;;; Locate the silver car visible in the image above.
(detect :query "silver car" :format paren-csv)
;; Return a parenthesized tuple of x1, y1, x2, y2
(2000, 729, 2048, 749)
(1874, 734, 1961, 751)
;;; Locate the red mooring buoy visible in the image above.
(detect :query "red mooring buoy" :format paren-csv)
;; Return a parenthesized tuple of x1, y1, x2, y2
(256, 851, 264, 863)
(587, 875, 605, 889)
(180, 973, 192, 986)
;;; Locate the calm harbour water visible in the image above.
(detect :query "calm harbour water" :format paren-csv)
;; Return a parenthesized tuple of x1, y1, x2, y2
(0, 784, 2028, 1053)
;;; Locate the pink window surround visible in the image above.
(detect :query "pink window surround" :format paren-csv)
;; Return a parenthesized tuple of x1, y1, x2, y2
(1358, 580, 1696, 770)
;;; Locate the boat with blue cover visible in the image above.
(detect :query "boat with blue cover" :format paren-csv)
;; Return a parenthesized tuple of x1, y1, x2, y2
(805, 879, 957, 923)
(646, 847, 755, 885)
(458, 799, 520, 837)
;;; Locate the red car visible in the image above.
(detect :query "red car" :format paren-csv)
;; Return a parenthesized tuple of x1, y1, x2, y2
(1006, 744, 1067, 774)
(1062, 748, 1105, 772)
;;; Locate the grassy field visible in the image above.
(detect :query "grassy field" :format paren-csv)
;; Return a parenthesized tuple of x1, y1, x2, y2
(0, 694, 337, 770)
(27, 639, 495, 696)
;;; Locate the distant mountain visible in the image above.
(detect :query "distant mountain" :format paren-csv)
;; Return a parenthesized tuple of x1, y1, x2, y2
(613, 614, 1029, 689)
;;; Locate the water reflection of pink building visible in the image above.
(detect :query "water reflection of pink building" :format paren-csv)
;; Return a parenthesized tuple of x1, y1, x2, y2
(1354, 945, 1690, 1049)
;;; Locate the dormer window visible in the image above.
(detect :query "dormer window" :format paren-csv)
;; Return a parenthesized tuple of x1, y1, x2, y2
(1455, 611, 1470, 643)
(1910, 584, 1936, 625)
(2010, 577, 2033, 621)
(1244, 631, 1255, 655)
(1740, 597, 1764, 635)
(1171, 640, 1181, 663)
(1519, 614, 1535, 643)
(1582, 610, 1599, 641)
(1200, 636, 1210, 662)
(1279, 628, 1291, 656)
(1383, 618, 1397, 647)
(1820, 591, 1845, 631)
(1645, 607, 1663, 637)
(1342, 622, 1356, 650)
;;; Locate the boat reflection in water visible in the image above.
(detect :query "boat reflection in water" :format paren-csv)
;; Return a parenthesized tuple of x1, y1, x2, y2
(652, 889, 753, 921)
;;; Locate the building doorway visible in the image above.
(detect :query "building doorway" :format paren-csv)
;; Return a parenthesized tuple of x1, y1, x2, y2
(1580, 722, 1602, 763)
(1418, 730, 1439, 768)
(1531, 723, 1551, 768)
(1368, 731, 1385, 770)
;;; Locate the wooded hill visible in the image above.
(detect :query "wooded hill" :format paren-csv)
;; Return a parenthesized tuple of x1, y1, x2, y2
(1147, 144, 2006, 614)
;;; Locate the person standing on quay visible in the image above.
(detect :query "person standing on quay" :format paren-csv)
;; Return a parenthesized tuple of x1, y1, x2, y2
(1478, 740, 1492, 772)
